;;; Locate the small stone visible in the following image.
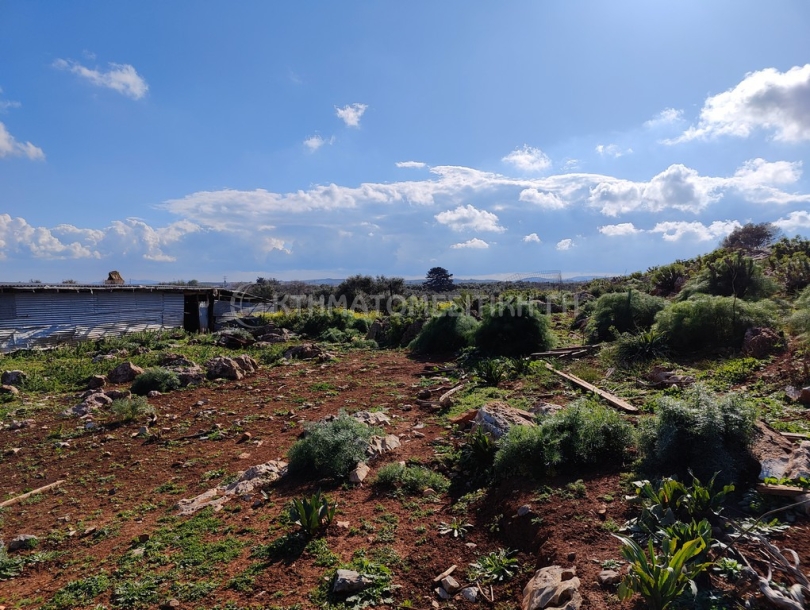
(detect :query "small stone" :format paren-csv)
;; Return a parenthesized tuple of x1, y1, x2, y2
(137, 533, 150, 543)
(517, 504, 532, 517)
(567, 552, 577, 562)
(597, 569, 621, 587)
(412, 431, 426, 438)
(0, 385, 19, 396)
(465, 542, 477, 548)
(1, 370, 26, 387)
(8, 535, 38, 551)
(130, 547, 145, 557)
(433, 565, 457, 583)
(83, 527, 97, 537)
(237, 452, 251, 460)
(416, 389, 432, 399)
(237, 432, 252, 444)
(138, 426, 149, 436)
(460, 587, 478, 602)
(432, 602, 440, 609)
(423, 487, 436, 496)
(87, 375, 107, 390)
(441, 575, 461, 594)
(85, 421, 98, 430)
(349, 462, 370, 484)
(161, 600, 181, 609)
(5, 448, 21, 456)
(333, 569, 371, 593)
(57, 441, 70, 448)
(435, 586, 451, 600)
(147, 390, 162, 398)
(336, 521, 350, 529)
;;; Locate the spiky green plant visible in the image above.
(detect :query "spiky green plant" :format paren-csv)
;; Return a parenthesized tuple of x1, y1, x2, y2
(289, 490, 337, 537)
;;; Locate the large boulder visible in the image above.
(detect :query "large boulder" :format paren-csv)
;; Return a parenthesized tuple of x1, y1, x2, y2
(742, 327, 784, 359)
(283, 343, 335, 361)
(474, 401, 536, 439)
(1, 370, 26, 387)
(333, 569, 372, 594)
(206, 355, 258, 381)
(522, 565, 582, 610)
(107, 362, 144, 384)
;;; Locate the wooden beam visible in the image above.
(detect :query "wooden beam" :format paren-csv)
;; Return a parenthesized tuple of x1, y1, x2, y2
(0, 480, 65, 508)
(544, 363, 638, 413)
(756, 483, 807, 497)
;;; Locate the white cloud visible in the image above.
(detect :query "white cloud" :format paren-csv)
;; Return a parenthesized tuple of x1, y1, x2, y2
(518, 188, 566, 209)
(595, 144, 633, 158)
(599, 223, 640, 236)
(649, 220, 741, 242)
(0, 88, 21, 113)
(502, 145, 551, 173)
(556, 238, 574, 251)
(396, 161, 426, 169)
(304, 135, 334, 152)
(522, 233, 541, 243)
(435, 204, 505, 233)
(773, 210, 810, 234)
(644, 108, 684, 128)
(0, 122, 44, 160)
(673, 64, 810, 142)
(451, 238, 489, 249)
(0, 215, 201, 262)
(53, 58, 148, 100)
(335, 103, 368, 127)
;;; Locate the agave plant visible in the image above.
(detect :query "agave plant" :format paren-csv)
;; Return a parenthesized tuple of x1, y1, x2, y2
(289, 490, 337, 537)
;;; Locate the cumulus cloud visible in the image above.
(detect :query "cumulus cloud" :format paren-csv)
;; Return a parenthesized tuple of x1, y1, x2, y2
(396, 161, 426, 169)
(451, 238, 489, 249)
(435, 205, 505, 233)
(502, 145, 551, 173)
(556, 238, 574, 251)
(773, 210, 810, 234)
(522, 233, 541, 243)
(595, 144, 633, 158)
(0, 122, 44, 160)
(672, 64, 810, 143)
(335, 103, 368, 127)
(518, 188, 566, 209)
(0, 215, 200, 262)
(599, 223, 640, 236)
(53, 58, 148, 100)
(303, 134, 334, 152)
(649, 220, 741, 242)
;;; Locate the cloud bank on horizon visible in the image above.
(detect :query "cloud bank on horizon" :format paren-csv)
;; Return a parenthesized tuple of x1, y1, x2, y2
(1, 3, 810, 281)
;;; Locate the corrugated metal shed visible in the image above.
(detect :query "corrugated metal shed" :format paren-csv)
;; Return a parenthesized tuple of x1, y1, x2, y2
(0, 290, 186, 352)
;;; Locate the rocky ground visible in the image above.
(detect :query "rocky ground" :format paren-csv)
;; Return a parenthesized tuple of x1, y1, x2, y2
(1, 340, 810, 610)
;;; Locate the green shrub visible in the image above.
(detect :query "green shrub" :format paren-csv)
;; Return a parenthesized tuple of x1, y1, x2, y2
(639, 385, 758, 484)
(612, 329, 669, 367)
(408, 308, 479, 354)
(475, 358, 509, 386)
(649, 262, 688, 295)
(130, 368, 181, 396)
(111, 396, 155, 422)
(287, 412, 375, 479)
(585, 291, 667, 343)
(788, 286, 810, 341)
(493, 425, 561, 481)
(474, 301, 554, 357)
(680, 251, 775, 300)
(372, 463, 450, 495)
(542, 399, 636, 468)
(654, 295, 776, 352)
(468, 549, 519, 584)
(457, 426, 497, 485)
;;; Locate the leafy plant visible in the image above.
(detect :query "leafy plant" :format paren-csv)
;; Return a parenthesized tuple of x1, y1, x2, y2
(468, 549, 519, 584)
(0, 542, 23, 579)
(615, 534, 711, 610)
(438, 519, 473, 538)
(613, 329, 669, 367)
(287, 411, 375, 479)
(493, 424, 561, 481)
(475, 358, 509, 387)
(130, 367, 181, 396)
(372, 463, 450, 495)
(111, 396, 155, 422)
(289, 490, 336, 537)
(713, 557, 743, 581)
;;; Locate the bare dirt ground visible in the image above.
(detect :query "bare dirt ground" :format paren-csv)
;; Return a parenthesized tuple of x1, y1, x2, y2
(2, 346, 809, 609)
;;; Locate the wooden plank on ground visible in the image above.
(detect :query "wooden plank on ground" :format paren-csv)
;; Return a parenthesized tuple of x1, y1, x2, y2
(0, 480, 66, 507)
(544, 363, 638, 413)
(781, 432, 810, 441)
(756, 483, 807, 497)
(531, 346, 598, 358)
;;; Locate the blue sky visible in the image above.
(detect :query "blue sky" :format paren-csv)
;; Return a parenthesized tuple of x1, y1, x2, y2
(2, 1, 810, 282)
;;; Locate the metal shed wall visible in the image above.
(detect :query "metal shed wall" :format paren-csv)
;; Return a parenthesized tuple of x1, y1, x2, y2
(0, 292, 184, 352)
